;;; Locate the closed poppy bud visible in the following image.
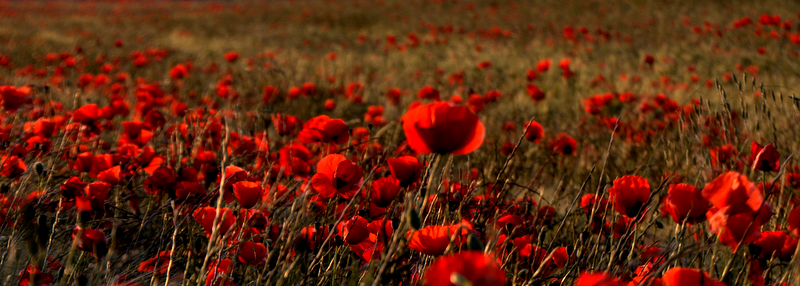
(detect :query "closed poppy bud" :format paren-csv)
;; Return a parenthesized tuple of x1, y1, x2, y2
(33, 162, 44, 176)
(311, 154, 363, 199)
(401, 101, 485, 155)
(423, 251, 505, 286)
(387, 156, 422, 187)
(751, 142, 780, 172)
(608, 175, 650, 218)
(371, 177, 401, 207)
(232, 181, 263, 209)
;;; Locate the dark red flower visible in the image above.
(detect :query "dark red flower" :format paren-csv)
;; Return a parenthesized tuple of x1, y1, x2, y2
(1, 155, 27, 177)
(193, 207, 236, 238)
(336, 215, 370, 245)
(422, 251, 505, 286)
(311, 154, 363, 199)
(237, 241, 267, 265)
(752, 231, 797, 261)
(271, 113, 300, 137)
(370, 177, 401, 207)
(573, 271, 623, 286)
(608, 175, 650, 217)
(18, 265, 53, 286)
(416, 86, 440, 101)
(549, 133, 577, 155)
(751, 142, 780, 172)
(297, 115, 349, 145)
(72, 226, 107, 259)
(0, 86, 32, 112)
(138, 251, 172, 274)
(401, 102, 485, 155)
(387, 156, 422, 187)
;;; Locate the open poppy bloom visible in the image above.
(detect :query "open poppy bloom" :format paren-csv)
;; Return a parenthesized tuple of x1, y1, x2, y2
(401, 101, 485, 155)
(549, 133, 577, 155)
(524, 120, 544, 143)
(370, 177, 401, 207)
(386, 156, 422, 187)
(573, 271, 623, 286)
(663, 183, 709, 224)
(422, 251, 505, 286)
(232, 181, 263, 209)
(18, 264, 53, 286)
(752, 231, 797, 261)
(661, 267, 725, 286)
(297, 115, 349, 145)
(336, 215, 370, 245)
(206, 258, 234, 286)
(138, 251, 172, 274)
(72, 226, 107, 259)
(311, 154, 363, 199)
(407, 219, 475, 256)
(608, 175, 650, 218)
(193, 207, 236, 238)
(237, 241, 267, 265)
(0, 85, 32, 112)
(751, 142, 780, 172)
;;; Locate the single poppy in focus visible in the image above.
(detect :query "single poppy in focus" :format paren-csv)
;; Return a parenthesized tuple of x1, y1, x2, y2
(401, 101, 485, 155)
(751, 142, 780, 172)
(371, 177, 402, 207)
(423, 251, 505, 286)
(386, 156, 422, 187)
(608, 175, 650, 218)
(311, 154, 363, 199)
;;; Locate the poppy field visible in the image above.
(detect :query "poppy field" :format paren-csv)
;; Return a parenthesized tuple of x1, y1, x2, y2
(3, 0, 800, 285)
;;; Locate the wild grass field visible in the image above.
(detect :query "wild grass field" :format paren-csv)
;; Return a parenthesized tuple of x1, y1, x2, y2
(1, 0, 800, 285)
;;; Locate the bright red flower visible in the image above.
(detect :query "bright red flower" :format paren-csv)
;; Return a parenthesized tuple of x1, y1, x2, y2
(18, 265, 53, 286)
(224, 51, 239, 62)
(661, 267, 726, 286)
(193, 207, 236, 238)
(407, 220, 474, 256)
(73, 104, 101, 125)
(336, 215, 370, 245)
(524, 120, 544, 143)
(701, 172, 764, 214)
(416, 86, 440, 101)
(751, 142, 780, 172)
(608, 175, 651, 217)
(752, 231, 797, 261)
(387, 156, 422, 187)
(271, 113, 300, 137)
(0, 86, 32, 112)
(297, 115, 350, 145)
(1, 155, 27, 177)
(422, 251, 505, 286)
(401, 102, 485, 155)
(663, 183, 709, 224)
(311, 154, 363, 199)
(232, 181, 263, 209)
(574, 271, 623, 286)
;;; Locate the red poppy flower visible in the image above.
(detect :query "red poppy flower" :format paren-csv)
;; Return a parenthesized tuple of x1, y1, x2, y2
(271, 113, 300, 137)
(401, 102, 485, 155)
(524, 120, 544, 143)
(205, 258, 234, 286)
(536, 59, 551, 72)
(73, 104, 101, 125)
(416, 86, 440, 101)
(371, 177, 401, 207)
(574, 272, 623, 286)
(311, 154, 363, 199)
(237, 241, 267, 265)
(336, 215, 370, 245)
(788, 207, 800, 237)
(608, 175, 651, 217)
(662, 267, 725, 286)
(138, 251, 171, 274)
(60, 176, 87, 199)
(1, 155, 27, 177)
(751, 142, 780, 172)
(224, 51, 238, 62)
(549, 133, 577, 155)
(18, 264, 53, 286)
(701, 172, 764, 214)
(663, 183, 709, 224)
(72, 226, 107, 259)
(407, 220, 474, 256)
(97, 165, 121, 185)
(422, 251, 505, 286)
(752, 231, 797, 261)
(526, 84, 546, 101)
(232, 181, 263, 209)
(193, 207, 236, 238)
(0, 86, 32, 112)
(297, 115, 349, 145)
(387, 156, 422, 187)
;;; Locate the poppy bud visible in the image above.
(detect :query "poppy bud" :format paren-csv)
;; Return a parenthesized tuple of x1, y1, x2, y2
(467, 234, 483, 251)
(34, 162, 44, 176)
(408, 208, 421, 230)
